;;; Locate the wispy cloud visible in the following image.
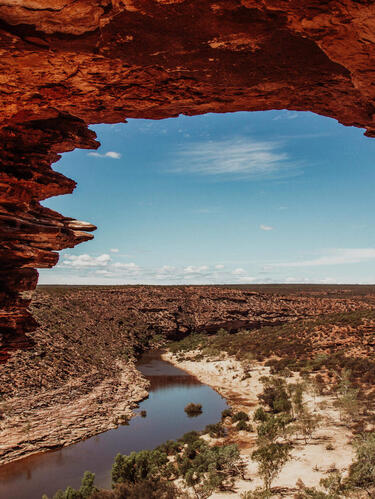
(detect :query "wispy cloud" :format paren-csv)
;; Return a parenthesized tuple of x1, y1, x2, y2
(88, 151, 121, 159)
(110, 248, 119, 253)
(168, 138, 300, 179)
(273, 111, 299, 121)
(269, 248, 375, 268)
(61, 254, 111, 268)
(112, 262, 141, 273)
(260, 224, 273, 231)
(53, 254, 257, 284)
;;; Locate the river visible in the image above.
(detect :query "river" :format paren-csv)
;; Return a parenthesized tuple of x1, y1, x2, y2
(0, 350, 228, 499)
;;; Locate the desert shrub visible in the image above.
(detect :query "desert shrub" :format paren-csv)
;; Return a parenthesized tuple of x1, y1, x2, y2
(256, 414, 291, 445)
(258, 378, 292, 414)
(204, 422, 226, 438)
(179, 430, 201, 445)
(111, 449, 170, 484)
(179, 440, 244, 497)
(333, 369, 360, 422)
(90, 479, 180, 499)
(44, 471, 97, 499)
(232, 411, 249, 422)
(253, 407, 268, 422)
(240, 489, 270, 499)
(221, 408, 232, 419)
(293, 409, 321, 444)
(184, 403, 203, 417)
(347, 432, 375, 494)
(156, 439, 181, 455)
(236, 420, 252, 432)
(295, 472, 346, 498)
(251, 443, 291, 492)
(168, 333, 207, 354)
(289, 382, 305, 417)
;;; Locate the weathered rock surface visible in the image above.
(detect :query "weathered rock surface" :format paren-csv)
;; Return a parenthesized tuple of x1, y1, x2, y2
(2, 0, 375, 354)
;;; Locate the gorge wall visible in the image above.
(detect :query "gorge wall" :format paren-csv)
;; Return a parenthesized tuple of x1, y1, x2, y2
(1, 0, 375, 359)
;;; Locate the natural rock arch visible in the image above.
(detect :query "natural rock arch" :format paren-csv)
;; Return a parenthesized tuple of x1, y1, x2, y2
(1, 0, 375, 360)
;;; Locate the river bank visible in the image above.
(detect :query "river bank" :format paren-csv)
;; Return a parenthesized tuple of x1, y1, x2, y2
(0, 350, 228, 499)
(0, 359, 149, 465)
(163, 350, 356, 498)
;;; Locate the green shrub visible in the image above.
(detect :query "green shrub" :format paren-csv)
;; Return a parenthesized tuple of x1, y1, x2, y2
(204, 423, 226, 438)
(184, 403, 202, 417)
(232, 411, 249, 422)
(252, 443, 291, 492)
(253, 407, 268, 422)
(44, 471, 97, 499)
(179, 431, 201, 445)
(111, 449, 169, 484)
(221, 408, 232, 419)
(236, 420, 252, 432)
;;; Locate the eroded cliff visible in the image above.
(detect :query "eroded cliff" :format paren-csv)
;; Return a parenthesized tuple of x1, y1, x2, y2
(2, 0, 375, 355)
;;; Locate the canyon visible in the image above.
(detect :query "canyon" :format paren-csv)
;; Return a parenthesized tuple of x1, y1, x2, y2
(0, 284, 374, 465)
(2, 0, 375, 358)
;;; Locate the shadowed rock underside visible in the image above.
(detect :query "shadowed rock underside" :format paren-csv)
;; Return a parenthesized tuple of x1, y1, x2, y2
(1, 0, 375, 360)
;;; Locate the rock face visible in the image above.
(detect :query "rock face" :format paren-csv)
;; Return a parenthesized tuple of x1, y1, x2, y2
(1, 0, 375, 355)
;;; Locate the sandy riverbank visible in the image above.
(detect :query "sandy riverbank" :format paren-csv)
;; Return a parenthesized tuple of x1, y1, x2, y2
(163, 351, 355, 498)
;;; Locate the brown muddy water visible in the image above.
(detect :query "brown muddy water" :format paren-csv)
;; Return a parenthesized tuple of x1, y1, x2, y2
(0, 350, 228, 499)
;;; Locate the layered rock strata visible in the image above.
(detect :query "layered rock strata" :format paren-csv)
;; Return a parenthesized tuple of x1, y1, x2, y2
(2, 0, 375, 353)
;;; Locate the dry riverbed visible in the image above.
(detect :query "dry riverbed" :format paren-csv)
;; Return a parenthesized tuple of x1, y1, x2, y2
(163, 350, 356, 498)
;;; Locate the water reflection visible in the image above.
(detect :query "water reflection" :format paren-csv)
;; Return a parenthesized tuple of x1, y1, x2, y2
(0, 350, 227, 499)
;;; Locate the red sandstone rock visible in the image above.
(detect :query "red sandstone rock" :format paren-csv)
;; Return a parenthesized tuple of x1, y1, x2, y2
(1, 0, 375, 355)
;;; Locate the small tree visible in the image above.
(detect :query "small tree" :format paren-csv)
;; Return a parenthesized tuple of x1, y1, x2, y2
(347, 432, 375, 496)
(251, 443, 291, 492)
(294, 408, 321, 444)
(334, 369, 360, 422)
(259, 377, 292, 414)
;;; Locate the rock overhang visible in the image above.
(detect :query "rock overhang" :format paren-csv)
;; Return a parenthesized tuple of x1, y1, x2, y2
(1, 0, 375, 359)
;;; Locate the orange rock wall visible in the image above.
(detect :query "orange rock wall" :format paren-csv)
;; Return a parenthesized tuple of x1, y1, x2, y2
(1, 0, 375, 358)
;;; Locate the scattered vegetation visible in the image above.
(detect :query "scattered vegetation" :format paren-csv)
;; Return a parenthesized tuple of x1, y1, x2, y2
(184, 402, 203, 417)
(47, 433, 245, 499)
(43, 471, 97, 499)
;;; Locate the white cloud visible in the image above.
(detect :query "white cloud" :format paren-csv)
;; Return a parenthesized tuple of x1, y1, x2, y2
(215, 264, 225, 269)
(88, 151, 121, 159)
(232, 268, 246, 275)
(169, 138, 299, 179)
(183, 265, 209, 274)
(260, 224, 273, 231)
(110, 248, 119, 253)
(270, 248, 375, 268)
(62, 253, 111, 268)
(158, 265, 176, 273)
(113, 262, 141, 272)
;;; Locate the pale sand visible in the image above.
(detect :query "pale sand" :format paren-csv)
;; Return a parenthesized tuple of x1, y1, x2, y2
(162, 351, 355, 498)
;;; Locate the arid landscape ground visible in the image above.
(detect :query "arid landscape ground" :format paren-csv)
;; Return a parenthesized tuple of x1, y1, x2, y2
(1, 284, 374, 498)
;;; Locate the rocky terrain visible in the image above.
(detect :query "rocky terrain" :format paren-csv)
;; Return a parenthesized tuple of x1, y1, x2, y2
(0, 284, 374, 465)
(2, 1, 375, 355)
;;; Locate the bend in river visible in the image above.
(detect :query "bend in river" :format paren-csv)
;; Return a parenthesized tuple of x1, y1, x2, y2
(0, 350, 228, 499)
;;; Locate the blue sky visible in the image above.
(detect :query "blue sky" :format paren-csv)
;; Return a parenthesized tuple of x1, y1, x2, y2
(39, 110, 375, 284)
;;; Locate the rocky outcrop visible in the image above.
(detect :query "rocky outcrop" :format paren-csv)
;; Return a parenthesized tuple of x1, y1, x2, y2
(2, 0, 375, 354)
